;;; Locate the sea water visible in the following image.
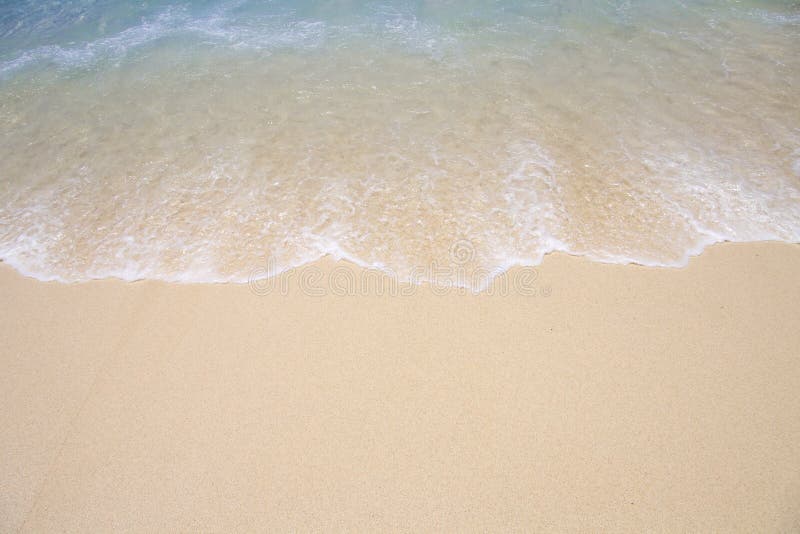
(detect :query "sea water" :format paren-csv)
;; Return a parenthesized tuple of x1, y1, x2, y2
(0, 0, 798, 288)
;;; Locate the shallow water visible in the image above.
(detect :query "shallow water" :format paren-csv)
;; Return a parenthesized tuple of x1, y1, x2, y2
(0, 0, 798, 288)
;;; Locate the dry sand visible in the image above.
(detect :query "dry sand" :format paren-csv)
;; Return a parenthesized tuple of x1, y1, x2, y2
(2, 242, 799, 532)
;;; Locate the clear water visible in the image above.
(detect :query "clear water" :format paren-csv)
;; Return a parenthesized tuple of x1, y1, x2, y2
(0, 0, 798, 287)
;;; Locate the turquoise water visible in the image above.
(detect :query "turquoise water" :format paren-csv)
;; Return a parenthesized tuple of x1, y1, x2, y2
(0, 1, 798, 286)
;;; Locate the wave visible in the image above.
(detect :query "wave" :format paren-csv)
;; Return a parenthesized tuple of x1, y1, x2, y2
(0, 0, 468, 79)
(0, 3, 328, 78)
(0, 138, 797, 290)
(1, 0, 799, 290)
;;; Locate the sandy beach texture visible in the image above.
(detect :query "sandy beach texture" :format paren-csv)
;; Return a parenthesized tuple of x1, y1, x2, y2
(2, 241, 799, 532)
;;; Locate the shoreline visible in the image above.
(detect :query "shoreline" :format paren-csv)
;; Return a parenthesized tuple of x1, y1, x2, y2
(2, 236, 797, 288)
(2, 241, 800, 531)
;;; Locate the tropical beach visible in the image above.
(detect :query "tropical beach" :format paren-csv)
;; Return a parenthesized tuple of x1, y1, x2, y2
(1, 0, 799, 530)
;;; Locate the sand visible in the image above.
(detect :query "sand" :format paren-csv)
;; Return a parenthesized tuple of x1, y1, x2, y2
(1, 241, 799, 532)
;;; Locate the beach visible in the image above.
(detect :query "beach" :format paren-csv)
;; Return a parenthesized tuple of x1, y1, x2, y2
(2, 2, 800, 529)
(3, 241, 799, 531)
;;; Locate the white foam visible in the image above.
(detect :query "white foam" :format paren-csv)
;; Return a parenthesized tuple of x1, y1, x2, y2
(0, 3, 333, 78)
(0, 0, 466, 79)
